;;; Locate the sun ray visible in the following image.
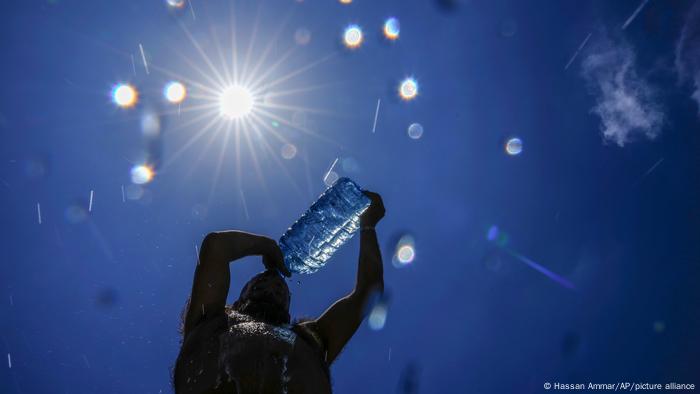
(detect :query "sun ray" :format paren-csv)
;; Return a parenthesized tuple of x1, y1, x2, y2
(242, 117, 269, 195)
(254, 51, 338, 93)
(156, 102, 218, 118)
(248, 116, 305, 199)
(209, 23, 233, 87)
(161, 114, 221, 169)
(248, 112, 292, 145)
(128, 2, 340, 203)
(228, 1, 240, 85)
(301, 149, 315, 200)
(184, 92, 220, 102)
(246, 9, 295, 88)
(163, 107, 216, 135)
(234, 120, 243, 188)
(163, 44, 227, 94)
(207, 120, 232, 203)
(253, 107, 342, 148)
(257, 81, 344, 100)
(182, 119, 227, 181)
(178, 21, 229, 89)
(257, 102, 340, 117)
(241, 3, 263, 85)
(248, 113, 286, 145)
(248, 46, 299, 92)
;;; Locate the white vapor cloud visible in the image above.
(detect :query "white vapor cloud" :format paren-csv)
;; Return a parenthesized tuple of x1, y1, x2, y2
(581, 36, 664, 147)
(675, 1, 700, 116)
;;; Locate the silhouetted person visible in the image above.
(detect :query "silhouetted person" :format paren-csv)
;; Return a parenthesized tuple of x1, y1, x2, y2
(174, 192, 385, 393)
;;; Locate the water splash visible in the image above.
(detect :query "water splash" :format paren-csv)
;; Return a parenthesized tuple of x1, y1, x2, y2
(281, 355, 290, 394)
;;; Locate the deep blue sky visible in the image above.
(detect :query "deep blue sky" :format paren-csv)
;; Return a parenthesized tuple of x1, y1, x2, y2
(1, 0, 699, 393)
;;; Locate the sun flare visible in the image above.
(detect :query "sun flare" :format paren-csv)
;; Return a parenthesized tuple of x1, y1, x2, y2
(219, 85, 254, 119)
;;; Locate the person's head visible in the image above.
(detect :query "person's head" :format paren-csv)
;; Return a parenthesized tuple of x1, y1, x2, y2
(230, 270, 291, 325)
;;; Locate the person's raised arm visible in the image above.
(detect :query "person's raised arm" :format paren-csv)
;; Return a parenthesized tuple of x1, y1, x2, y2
(183, 231, 290, 338)
(311, 191, 385, 364)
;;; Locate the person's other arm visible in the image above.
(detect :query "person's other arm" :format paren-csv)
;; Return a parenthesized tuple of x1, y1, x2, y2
(182, 230, 290, 338)
(310, 191, 385, 364)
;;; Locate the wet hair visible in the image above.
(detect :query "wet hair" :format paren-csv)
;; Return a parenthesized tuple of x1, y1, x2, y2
(173, 272, 291, 390)
(231, 270, 291, 326)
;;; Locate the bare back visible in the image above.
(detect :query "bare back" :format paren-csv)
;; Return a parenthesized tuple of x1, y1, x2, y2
(174, 310, 332, 394)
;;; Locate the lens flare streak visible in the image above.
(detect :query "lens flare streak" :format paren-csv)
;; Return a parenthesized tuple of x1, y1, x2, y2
(188, 0, 196, 19)
(505, 249, 576, 290)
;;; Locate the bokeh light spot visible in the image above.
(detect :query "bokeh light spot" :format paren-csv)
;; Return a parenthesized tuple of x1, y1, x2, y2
(486, 225, 509, 247)
(281, 143, 297, 160)
(393, 234, 416, 267)
(399, 78, 418, 100)
(341, 157, 359, 173)
(487, 225, 499, 242)
(384, 17, 400, 40)
(125, 184, 144, 200)
(22, 156, 48, 179)
(64, 204, 88, 224)
(368, 303, 388, 330)
(653, 321, 666, 333)
(219, 86, 254, 119)
(505, 137, 523, 156)
(140, 111, 161, 137)
(164, 81, 187, 104)
(343, 25, 363, 49)
(397, 245, 416, 264)
(408, 123, 424, 139)
(112, 84, 138, 108)
(131, 165, 154, 185)
(294, 28, 311, 46)
(166, 0, 186, 8)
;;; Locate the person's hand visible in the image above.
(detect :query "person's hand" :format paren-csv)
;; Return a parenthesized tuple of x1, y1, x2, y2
(360, 191, 385, 228)
(260, 237, 292, 277)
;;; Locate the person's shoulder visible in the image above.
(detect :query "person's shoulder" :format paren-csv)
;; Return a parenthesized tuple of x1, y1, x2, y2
(292, 318, 326, 352)
(181, 311, 228, 349)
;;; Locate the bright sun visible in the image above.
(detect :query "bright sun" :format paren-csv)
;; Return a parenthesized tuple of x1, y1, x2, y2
(219, 85, 254, 119)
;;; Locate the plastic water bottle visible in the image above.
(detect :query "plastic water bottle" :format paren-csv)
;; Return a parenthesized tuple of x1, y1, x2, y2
(279, 177, 371, 274)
